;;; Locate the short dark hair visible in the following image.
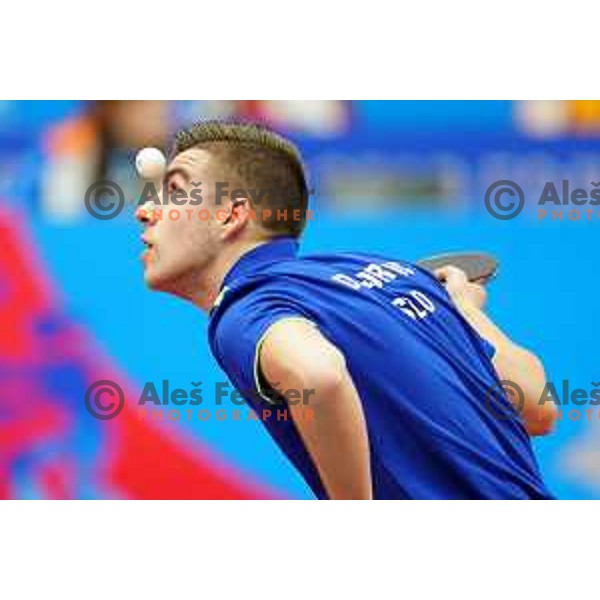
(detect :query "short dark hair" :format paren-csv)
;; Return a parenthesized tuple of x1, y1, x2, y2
(173, 120, 309, 238)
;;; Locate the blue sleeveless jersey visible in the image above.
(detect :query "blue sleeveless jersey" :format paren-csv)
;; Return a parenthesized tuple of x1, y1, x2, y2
(208, 238, 553, 499)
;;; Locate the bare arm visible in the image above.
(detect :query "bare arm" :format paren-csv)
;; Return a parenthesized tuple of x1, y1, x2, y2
(435, 266, 558, 436)
(259, 319, 372, 499)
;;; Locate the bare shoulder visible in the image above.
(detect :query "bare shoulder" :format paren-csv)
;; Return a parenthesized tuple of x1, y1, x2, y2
(260, 318, 346, 387)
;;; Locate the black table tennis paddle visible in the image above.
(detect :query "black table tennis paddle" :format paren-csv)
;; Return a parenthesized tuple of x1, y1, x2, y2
(416, 252, 499, 284)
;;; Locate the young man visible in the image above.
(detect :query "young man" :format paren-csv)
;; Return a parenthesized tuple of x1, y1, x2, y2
(137, 121, 557, 499)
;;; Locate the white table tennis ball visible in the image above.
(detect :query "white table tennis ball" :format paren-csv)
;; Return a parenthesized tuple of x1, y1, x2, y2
(135, 147, 166, 180)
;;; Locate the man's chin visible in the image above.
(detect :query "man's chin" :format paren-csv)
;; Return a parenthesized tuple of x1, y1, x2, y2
(144, 268, 171, 293)
(144, 266, 192, 299)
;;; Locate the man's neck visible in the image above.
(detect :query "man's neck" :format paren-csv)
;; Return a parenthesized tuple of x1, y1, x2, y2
(188, 239, 269, 312)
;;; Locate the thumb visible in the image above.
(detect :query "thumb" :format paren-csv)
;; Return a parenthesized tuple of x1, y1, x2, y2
(433, 265, 469, 286)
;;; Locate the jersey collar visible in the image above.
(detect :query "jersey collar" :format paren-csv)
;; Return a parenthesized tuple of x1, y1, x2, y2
(223, 237, 299, 287)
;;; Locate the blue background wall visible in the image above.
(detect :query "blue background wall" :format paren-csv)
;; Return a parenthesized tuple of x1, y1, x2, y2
(29, 210, 599, 499)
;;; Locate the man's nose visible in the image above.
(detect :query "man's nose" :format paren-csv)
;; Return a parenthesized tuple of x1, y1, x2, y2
(136, 201, 156, 225)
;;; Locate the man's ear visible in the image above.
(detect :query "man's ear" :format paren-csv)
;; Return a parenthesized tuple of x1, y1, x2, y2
(221, 197, 251, 234)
